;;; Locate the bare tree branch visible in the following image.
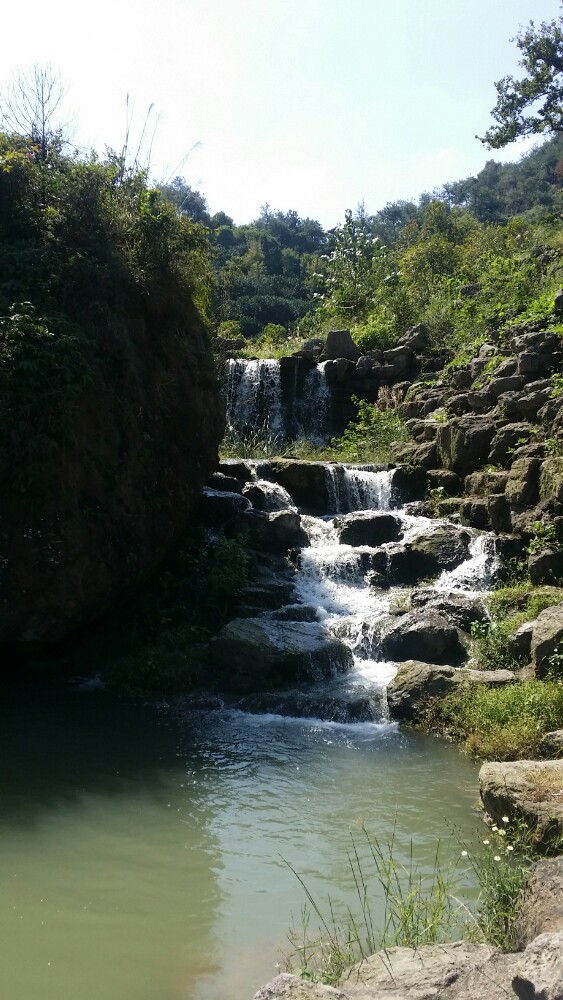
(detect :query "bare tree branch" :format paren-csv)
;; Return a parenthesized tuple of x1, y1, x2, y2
(0, 65, 69, 160)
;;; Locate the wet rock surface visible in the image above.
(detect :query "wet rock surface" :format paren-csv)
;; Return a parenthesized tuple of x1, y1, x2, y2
(210, 618, 354, 694)
(385, 526, 471, 584)
(334, 511, 402, 546)
(377, 613, 467, 665)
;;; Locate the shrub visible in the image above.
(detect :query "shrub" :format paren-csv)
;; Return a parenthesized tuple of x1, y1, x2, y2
(471, 585, 563, 671)
(75, 533, 249, 696)
(330, 395, 409, 464)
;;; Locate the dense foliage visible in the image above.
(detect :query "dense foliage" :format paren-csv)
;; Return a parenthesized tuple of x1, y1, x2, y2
(0, 134, 213, 480)
(158, 132, 563, 359)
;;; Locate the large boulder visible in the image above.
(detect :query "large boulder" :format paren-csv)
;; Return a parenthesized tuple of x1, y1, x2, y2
(227, 509, 309, 554)
(410, 589, 488, 633)
(266, 460, 330, 513)
(540, 457, 563, 505)
(210, 618, 353, 694)
(488, 422, 537, 467)
(512, 857, 563, 948)
(389, 465, 428, 502)
(207, 471, 245, 494)
(242, 480, 294, 512)
(321, 330, 362, 362)
(334, 512, 402, 546)
(218, 459, 254, 481)
(500, 386, 552, 422)
(387, 660, 515, 722)
(480, 760, 563, 846)
(436, 416, 496, 475)
(530, 603, 563, 677)
(377, 613, 468, 666)
(504, 458, 541, 508)
(386, 526, 471, 585)
(199, 488, 252, 528)
(0, 315, 225, 643)
(238, 682, 384, 724)
(464, 469, 509, 497)
(528, 549, 563, 586)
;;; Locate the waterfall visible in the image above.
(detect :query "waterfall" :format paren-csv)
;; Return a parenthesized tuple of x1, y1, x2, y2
(435, 533, 499, 592)
(293, 361, 332, 444)
(325, 466, 393, 514)
(230, 462, 499, 726)
(224, 358, 334, 444)
(224, 359, 284, 440)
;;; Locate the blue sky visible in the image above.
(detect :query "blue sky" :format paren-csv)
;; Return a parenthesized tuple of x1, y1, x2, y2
(3, 0, 562, 226)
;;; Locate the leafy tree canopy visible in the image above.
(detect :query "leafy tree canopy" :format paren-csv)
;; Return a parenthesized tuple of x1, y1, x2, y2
(480, 15, 563, 149)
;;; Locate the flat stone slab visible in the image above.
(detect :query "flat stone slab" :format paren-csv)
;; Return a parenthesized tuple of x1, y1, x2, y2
(480, 759, 563, 846)
(252, 932, 563, 999)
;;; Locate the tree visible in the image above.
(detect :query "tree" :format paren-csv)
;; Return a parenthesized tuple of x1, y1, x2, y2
(316, 208, 387, 324)
(480, 16, 563, 149)
(0, 65, 68, 161)
(157, 176, 210, 224)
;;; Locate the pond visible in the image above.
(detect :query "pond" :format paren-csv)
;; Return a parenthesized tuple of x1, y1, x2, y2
(0, 680, 481, 1000)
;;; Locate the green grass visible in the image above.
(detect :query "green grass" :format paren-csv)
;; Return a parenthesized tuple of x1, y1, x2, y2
(462, 819, 532, 951)
(220, 395, 409, 464)
(283, 820, 539, 985)
(423, 680, 563, 760)
(283, 824, 465, 985)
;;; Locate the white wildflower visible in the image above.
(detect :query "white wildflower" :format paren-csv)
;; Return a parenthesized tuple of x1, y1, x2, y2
(494, 855, 501, 862)
(483, 839, 490, 845)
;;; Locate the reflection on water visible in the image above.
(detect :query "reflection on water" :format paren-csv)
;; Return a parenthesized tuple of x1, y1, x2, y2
(0, 681, 480, 1000)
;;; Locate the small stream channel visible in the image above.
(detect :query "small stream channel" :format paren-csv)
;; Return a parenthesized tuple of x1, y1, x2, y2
(0, 467, 493, 999)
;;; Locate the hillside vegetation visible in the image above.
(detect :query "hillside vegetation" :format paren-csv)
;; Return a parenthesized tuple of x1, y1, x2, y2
(164, 134, 563, 361)
(0, 134, 224, 641)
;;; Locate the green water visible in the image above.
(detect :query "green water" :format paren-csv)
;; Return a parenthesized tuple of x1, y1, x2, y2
(0, 681, 481, 1000)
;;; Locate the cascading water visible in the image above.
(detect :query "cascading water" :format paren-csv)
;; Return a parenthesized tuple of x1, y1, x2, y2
(435, 533, 499, 592)
(236, 466, 498, 726)
(224, 358, 284, 438)
(324, 464, 393, 514)
(223, 357, 334, 444)
(293, 361, 332, 444)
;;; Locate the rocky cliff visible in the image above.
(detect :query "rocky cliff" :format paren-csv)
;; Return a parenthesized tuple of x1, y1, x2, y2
(0, 310, 224, 642)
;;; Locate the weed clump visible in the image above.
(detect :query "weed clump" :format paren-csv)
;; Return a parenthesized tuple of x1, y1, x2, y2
(423, 680, 563, 760)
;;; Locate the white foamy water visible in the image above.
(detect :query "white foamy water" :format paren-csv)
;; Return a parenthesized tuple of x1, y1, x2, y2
(251, 478, 296, 511)
(293, 470, 498, 722)
(225, 358, 284, 437)
(294, 361, 332, 444)
(325, 465, 393, 514)
(435, 533, 499, 593)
